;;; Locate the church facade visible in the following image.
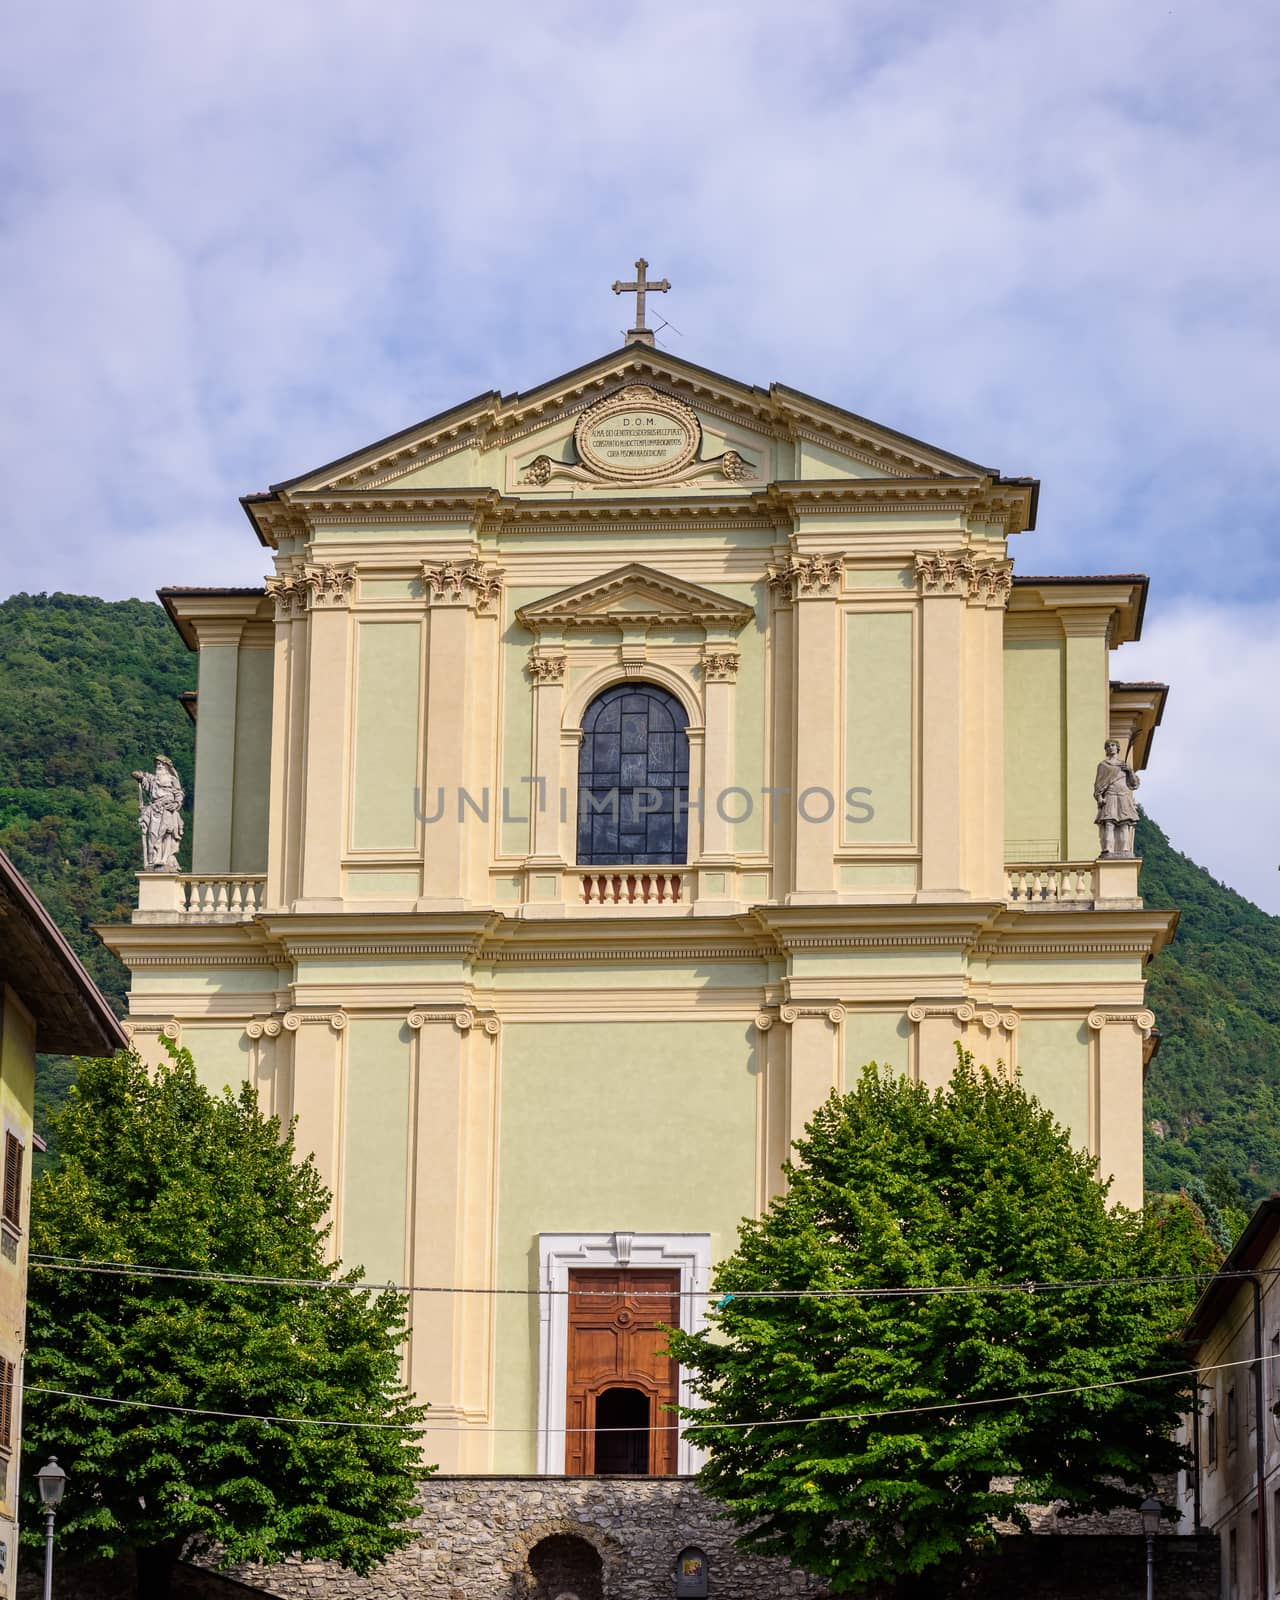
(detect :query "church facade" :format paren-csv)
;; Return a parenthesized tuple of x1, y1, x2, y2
(104, 337, 1175, 1484)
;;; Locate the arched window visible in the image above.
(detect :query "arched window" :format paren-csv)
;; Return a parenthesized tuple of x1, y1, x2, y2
(576, 683, 689, 865)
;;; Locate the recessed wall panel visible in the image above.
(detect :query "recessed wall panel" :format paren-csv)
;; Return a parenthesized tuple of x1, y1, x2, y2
(844, 611, 913, 843)
(351, 621, 422, 852)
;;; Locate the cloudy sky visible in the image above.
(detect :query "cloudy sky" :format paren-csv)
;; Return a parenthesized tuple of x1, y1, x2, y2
(3, 0, 1277, 909)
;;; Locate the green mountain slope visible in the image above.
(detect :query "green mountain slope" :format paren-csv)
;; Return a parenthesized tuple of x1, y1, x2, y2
(0, 593, 194, 1141)
(2, 592, 1277, 1203)
(1137, 813, 1280, 1204)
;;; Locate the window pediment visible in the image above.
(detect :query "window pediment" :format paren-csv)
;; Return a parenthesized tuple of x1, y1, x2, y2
(515, 564, 753, 635)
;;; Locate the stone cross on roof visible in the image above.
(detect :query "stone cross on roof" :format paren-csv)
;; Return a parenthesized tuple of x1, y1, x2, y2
(612, 257, 670, 347)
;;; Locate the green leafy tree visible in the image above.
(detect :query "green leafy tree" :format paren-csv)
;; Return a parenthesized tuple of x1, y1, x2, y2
(669, 1055, 1216, 1596)
(22, 1045, 430, 1600)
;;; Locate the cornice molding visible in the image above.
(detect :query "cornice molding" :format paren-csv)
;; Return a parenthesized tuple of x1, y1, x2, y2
(516, 564, 753, 634)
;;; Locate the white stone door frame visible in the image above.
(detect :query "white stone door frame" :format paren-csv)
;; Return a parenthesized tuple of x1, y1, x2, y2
(537, 1231, 711, 1475)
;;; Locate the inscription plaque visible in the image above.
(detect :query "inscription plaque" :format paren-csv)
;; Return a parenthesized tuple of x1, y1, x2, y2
(575, 385, 701, 481)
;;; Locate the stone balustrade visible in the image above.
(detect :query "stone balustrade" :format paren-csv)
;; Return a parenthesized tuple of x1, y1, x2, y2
(1005, 858, 1142, 908)
(135, 872, 266, 921)
(581, 871, 684, 906)
(1005, 862, 1095, 904)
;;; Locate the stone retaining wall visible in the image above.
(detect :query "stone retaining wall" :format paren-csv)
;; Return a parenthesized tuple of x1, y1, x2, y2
(19, 1476, 1221, 1600)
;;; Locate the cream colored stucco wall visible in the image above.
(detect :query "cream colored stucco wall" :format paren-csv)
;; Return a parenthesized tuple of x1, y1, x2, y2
(112, 366, 1172, 1479)
(491, 1019, 758, 1472)
(0, 988, 36, 1590)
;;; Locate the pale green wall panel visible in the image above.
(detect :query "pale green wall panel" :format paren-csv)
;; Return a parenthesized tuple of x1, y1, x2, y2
(360, 579, 419, 600)
(345, 871, 421, 898)
(231, 646, 273, 872)
(839, 862, 918, 889)
(728, 584, 766, 854)
(1017, 1018, 1090, 1153)
(1004, 638, 1064, 860)
(192, 646, 238, 872)
(844, 611, 913, 843)
(500, 590, 542, 857)
(843, 1012, 911, 1086)
(351, 622, 422, 852)
(185, 1027, 251, 1094)
(341, 1019, 411, 1287)
(492, 1020, 758, 1471)
(845, 568, 914, 591)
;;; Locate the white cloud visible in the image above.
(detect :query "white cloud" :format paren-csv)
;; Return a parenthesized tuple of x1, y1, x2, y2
(0, 0, 1276, 906)
(1120, 602, 1280, 914)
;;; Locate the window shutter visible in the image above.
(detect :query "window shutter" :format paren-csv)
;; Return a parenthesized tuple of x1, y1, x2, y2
(0, 1357, 13, 1449)
(2, 1134, 23, 1229)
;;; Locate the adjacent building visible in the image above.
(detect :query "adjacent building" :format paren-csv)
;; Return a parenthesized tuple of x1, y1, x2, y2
(1180, 1197, 1280, 1600)
(0, 848, 127, 1594)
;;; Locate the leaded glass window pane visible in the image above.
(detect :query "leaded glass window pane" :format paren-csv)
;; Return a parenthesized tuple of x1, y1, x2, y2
(576, 683, 689, 865)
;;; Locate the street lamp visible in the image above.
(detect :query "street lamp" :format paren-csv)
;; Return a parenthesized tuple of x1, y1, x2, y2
(35, 1457, 67, 1600)
(1140, 1494, 1162, 1600)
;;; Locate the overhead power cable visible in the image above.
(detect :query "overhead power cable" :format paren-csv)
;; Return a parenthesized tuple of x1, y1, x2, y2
(27, 1254, 1257, 1301)
(16, 1349, 1264, 1437)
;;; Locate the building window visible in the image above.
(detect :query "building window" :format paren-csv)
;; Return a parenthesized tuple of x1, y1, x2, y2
(1229, 1526, 1238, 1596)
(576, 683, 689, 865)
(1228, 1383, 1238, 1451)
(0, 1356, 13, 1452)
(1, 1134, 23, 1233)
(1208, 1409, 1218, 1466)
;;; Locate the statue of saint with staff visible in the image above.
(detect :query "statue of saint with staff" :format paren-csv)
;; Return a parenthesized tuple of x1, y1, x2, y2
(132, 755, 185, 872)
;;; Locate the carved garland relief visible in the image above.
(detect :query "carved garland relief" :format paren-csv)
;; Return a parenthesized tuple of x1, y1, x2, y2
(517, 384, 759, 489)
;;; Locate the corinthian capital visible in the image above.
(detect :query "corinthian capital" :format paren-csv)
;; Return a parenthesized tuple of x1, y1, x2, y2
(915, 551, 975, 596)
(422, 560, 504, 611)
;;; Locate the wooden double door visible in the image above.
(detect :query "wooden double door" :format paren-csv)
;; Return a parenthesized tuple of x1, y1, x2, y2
(564, 1268, 680, 1475)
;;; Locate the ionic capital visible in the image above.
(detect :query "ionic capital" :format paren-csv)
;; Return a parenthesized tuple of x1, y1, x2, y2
(907, 1000, 976, 1024)
(1087, 1009, 1156, 1034)
(282, 1009, 347, 1032)
(779, 1002, 846, 1026)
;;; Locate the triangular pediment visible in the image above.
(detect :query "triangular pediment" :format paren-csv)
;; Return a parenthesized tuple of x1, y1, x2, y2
(257, 347, 1005, 499)
(515, 564, 754, 633)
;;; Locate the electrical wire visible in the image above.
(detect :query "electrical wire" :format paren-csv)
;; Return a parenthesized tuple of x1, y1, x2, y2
(16, 1350, 1264, 1437)
(27, 1254, 1258, 1301)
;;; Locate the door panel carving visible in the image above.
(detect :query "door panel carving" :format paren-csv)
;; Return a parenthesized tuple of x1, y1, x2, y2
(565, 1268, 679, 1474)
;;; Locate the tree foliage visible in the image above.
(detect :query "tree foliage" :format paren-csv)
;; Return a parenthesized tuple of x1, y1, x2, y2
(22, 1045, 429, 1598)
(668, 1057, 1215, 1596)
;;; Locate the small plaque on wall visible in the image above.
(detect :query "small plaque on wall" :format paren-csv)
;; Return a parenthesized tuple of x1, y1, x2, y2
(674, 1546, 710, 1598)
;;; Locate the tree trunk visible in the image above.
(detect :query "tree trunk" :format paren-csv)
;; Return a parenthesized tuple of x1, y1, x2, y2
(135, 1542, 179, 1600)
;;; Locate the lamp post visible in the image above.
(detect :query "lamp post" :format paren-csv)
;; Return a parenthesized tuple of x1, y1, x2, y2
(35, 1457, 67, 1600)
(1140, 1494, 1162, 1600)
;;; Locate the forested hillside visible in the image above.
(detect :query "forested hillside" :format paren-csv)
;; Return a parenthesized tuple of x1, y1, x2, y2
(2, 592, 1278, 1205)
(0, 593, 194, 1140)
(1137, 814, 1280, 1205)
